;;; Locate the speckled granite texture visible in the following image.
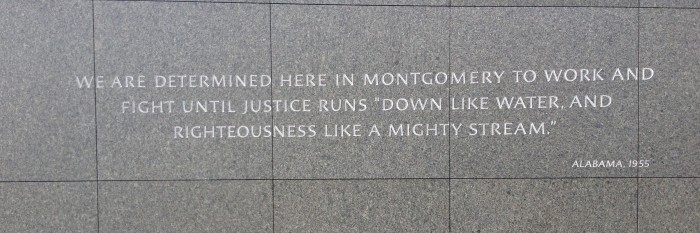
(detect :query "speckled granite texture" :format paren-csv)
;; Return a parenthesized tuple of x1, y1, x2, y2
(0, 0, 697, 232)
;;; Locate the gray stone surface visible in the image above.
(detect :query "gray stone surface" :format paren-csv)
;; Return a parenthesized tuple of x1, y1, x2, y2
(0, 182, 97, 233)
(275, 179, 448, 232)
(452, 0, 637, 6)
(450, 8, 639, 178)
(640, 9, 700, 177)
(272, 0, 449, 5)
(639, 178, 700, 232)
(105, 0, 270, 2)
(95, 1, 272, 180)
(451, 179, 637, 232)
(0, 0, 95, 181)
(99, 180, 272, 232)
(641, 0, 700, 8)
(2, 0, 699, 231)
(272, 5, 450, 179)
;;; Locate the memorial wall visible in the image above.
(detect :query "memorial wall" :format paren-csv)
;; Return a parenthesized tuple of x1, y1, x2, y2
(1, 0, 698, 232)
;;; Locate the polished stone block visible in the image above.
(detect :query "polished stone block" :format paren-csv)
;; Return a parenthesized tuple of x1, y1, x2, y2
(272, 5, 450, 179)
(639, 178, 700, 232)
(0, 182, 97, 232)
(450, 7, 639, 178)
(451, 179, 637, 232)
(272, 0, 449, 5)
(95, 1, 272, 180)
(640, 9, 700, 177)
(275, 179, 448, 232)
(641, 0, 700, 8)
(2, 0, 698, 231)
(99, 180, 272, 232)
(0, 0, 95, 181)
(452, 0, 637, 6)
